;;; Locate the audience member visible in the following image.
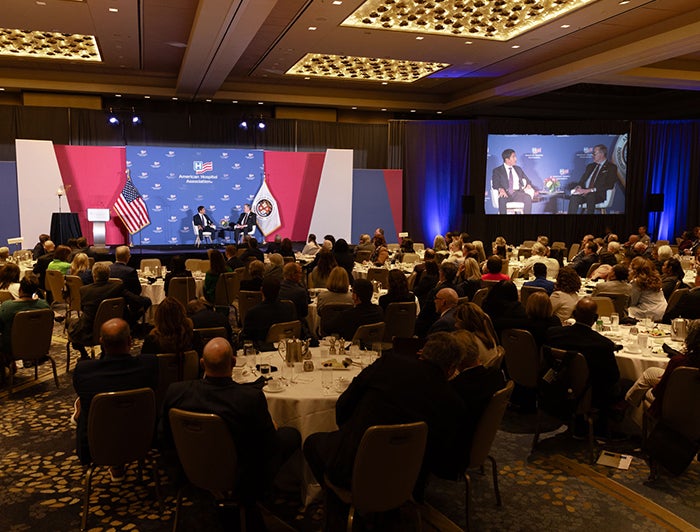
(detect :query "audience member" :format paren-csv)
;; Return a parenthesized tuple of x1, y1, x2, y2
(454, 302, 500, 366)
(311, 250, 337, 289)
(522, 262, 555, 295)
(481, 255, 509, 281)
(416, 261, 463, 336)
(628, 256, 667, 321)
(660, 258, 690, 301)
(323, 278, 383, 341)
(456, 257, 483, 300)
(140, 297, 194, 355)
(46, 245, 72, 275)
(32, 239, 55, 289)
(316, 266, 353, 314)
(378, 269, 416, 311)
(279, 238, 295, 258)
(203, 249, 232, 303)
(661, 287, 700, 323)
(523, 291, 562, 345)
(550, 267, 581, 323)
(0, 274, 49, 365)
(263, 253, 284, 282)
(482, 280, 527, 339)
(240, 260, 265, 292)
(224, 244, 244, 271)
(333, 239, 355, 280)
(239, 237, 265, 263)
(186, 298, 232, 343)
(279, 261, 310, 322)
(302, 233, 321, 256)
(427, 288, 459, 334)
(69, 252, 93, 285)
(0, 263, 21, 299)
(32, 233, 50, 260)
(570, 242, 598, 278)
(242, 278, 296, 346)
(591, 264, 632, 313)
(109, 246, 142, 295)
(163, 255, 192, 294)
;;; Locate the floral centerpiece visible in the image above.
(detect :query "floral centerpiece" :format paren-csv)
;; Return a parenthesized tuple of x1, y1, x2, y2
(220, 219, 229, 228)
(543, 177, 561, 193)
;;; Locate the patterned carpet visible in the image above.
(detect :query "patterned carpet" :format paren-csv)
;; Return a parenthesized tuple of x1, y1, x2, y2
(1, 322, 699, 531)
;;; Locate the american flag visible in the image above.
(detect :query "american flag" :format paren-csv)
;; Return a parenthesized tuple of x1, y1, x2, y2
(114, 172, 151, 234)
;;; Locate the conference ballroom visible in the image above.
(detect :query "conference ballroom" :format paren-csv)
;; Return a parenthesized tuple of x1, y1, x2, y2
(1, 0, 699, 531)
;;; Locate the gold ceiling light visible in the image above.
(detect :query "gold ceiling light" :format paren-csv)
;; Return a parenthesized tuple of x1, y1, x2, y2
(342, 0, 596, 41)
(0, 28, 101, 61)
(286, 53, 448, 82)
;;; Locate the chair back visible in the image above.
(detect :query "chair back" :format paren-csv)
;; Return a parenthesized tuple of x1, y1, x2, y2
(351, 422, 428, 513)
(45, 269, 67, 304)
(471, 287, 490, 307)
(596, 292, 629, 317)
(168, 276, 197, 308)
(266, 320, 302, 343)
(366, 268, 389, 287)
(413, 243, 424, 252)
(238, 290, 263, 326)
(156, 351, 199, 410)
(91, 298, 125, 345)
(383, 301, 417, 341)
(585, 262, 601, 279)
(214, 271, 239, 306)
(185, 258, 202, 272)
(193, 327, 228, 353)
(169, 409, 239, 493)
(540, 346, 592, 417)
(391, 336, 426, 358)
(199, 260, 211, 273)
(567, 243, 580, 261)
(234, 266, 250, 281)
(352, 322, 386, 348)
(468, 381, 514, 469)
(319, 303, 353, 337)
(0, 290, 13, 303)
(666, 288, 690, 315)
(401, 253, 420, 264)
(139, 258, 162, 272)
(661, 367, 700, 441)
(88, 388, 156, 466)
(591, 296, 615, 317)
(502, 329, 539, 389)
(520, 286, 546, 308)
(11, 309, 54, 361)
(64, 275, 83, 313)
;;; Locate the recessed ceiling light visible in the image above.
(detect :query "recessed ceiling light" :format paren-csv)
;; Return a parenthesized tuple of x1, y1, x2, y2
(437, 111, 442, 114)
(308, 26, 317, 31)
(410, 109, 416, 113)
(561, 24, 570, 28)
(619, 0, 630, 4)
(511, 45, 520, 49)
(304, 76, 310, 80)
(332, 1, 343, 4)
(115, 94, 122, 97)
(351, 106, 357, 109)
(258, 101, 264, 105)
(0, 88, 5, 91)
(144, 95, 150, 99)
(232, 100, 238, 104)
(36, 1, 47, 5)
(381, 108, 387, 111)
(465, 41, 473, 45)
(205, 99, 212, 102)
(416, 36, 424, 40)
(172, 97, 178, 101)
(109, 7, 119, 13)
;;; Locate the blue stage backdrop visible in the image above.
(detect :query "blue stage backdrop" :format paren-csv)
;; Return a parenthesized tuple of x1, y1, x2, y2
(485, 134, 627, 215)
(0, 162, 21, 249)
(126, 147, 263, 245)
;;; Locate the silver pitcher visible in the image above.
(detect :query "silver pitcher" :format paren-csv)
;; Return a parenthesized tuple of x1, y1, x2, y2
(281, 338, 310, 367)
(671, 318, 688, 342)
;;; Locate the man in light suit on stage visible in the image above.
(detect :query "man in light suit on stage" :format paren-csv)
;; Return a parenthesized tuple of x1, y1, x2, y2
(232, 203, 257, 244)
(491, 149, 536, 214)
(192, 205, 217, 240)
(567, 144, 618, 214)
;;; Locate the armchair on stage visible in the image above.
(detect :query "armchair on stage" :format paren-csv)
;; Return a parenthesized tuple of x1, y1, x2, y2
(192, 221, 213, 247)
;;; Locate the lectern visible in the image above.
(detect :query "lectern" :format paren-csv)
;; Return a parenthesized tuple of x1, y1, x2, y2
(87, 209, 110, 249)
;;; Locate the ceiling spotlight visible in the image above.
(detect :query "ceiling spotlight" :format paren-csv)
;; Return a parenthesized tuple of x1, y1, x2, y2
(239, 120, 248, 130)
(108, 115, 120, 126)
(257, 120, 266, 130)
(131, 115, 142, 125)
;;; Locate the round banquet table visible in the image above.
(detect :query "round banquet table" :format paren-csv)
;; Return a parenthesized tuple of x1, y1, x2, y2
(600, 323, 677, 381)
(139, 276, 204, 321)
(235, 347, 364, 505)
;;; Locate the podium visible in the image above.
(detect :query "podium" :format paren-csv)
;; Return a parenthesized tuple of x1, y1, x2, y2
(87, 209, 110, 250)
(50, 213, 82, 245)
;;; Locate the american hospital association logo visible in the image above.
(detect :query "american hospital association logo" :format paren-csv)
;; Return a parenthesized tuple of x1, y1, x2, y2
(194, 161, 213, 174)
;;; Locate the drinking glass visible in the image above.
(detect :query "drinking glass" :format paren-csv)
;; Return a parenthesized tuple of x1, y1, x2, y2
(637, 332, 649, 353)
(321, 368, 334, 394)
(610, 312, 619, 331)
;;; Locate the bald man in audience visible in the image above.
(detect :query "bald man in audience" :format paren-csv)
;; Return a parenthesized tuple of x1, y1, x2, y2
(427, 288, 459, 334)
(160, 337, 300, 505)
(109, 245, 142, 295)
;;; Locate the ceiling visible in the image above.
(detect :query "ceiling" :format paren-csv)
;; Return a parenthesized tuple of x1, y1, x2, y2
(0, 0, 699, 116)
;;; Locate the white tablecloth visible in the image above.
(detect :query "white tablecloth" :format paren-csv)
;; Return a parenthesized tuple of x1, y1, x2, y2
(139, 277, 204, 306)
(601, 324, 677, 381)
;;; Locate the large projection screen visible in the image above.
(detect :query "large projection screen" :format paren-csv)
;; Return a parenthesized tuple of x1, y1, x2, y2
(485, 133, 627, 215)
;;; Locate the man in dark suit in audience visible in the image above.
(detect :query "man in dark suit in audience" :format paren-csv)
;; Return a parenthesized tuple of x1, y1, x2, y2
(567, 144, 618, 214)
(416, 261, 463, 337)
(186, 298, 232, 351)
(279, 262, 310, 323)
(242, 277, 296, 347)
(109, 245, 142, 295)
(160, 337, 300, 507)
(427, 288, 459, 335)
(303, 332, 466, 500)
(324, 278, 383, 341)
(72, 318, 158, 471)
(662, 288, 700, 323)
(570, 241, 599, 278)
(225, 244, 244, 271)
(32, 239, 55, 291)
(523, 262, 555, 295)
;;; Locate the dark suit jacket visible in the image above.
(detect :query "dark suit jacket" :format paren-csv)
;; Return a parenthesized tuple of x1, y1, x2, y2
(450, 365, 506, 467)
(427, 306, 458, 335)
(109, 262, 142, 295)
(523, 277, 555, 296)
(193, 212, 216, 229)
(492, 164, 532, 194)
(73, 353, 158, 463)
(279, 279, 310, 319)
(662, 289, 700, 323)
(33, 251, 55, 289)
(569, 160, 618, 203)
(243, 300, 296, 344)
(570, 252, 598, 278)
(416, 281, 464, 337)
(235, 211, 257, 231)
(324, 302, 384, 341)
(159, 376, 278, 496)
(546, 323, 620, 408)
(329, 355, 466, 487)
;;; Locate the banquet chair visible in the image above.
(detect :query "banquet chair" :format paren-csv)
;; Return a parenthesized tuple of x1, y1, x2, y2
(585, 262, 601, 279)
(82, 388, 161, 531)
(354, 250, 372, 263)
(185, 258, 202, 272)
(214, 271, 239, 307)
(45, 269, 68, 312)
(169, 409, 248, 532)
(595, 292, 629, 317)
(66, 297, 125, 371)
(413, 243, 425, 252)
(193, 221, 212, 247)
(519, 286, 546, 308)
(382, 302, 417, 342)
(7, 309, 57, 393)
(463, 380, 514, 532)
(266, 320, 302, 343)
(568, 243, 580, 261)
(406, 272, 417, 291)
(324, 422, 428, 532)
(387, 243, 400, 252)
(167, 277, 197, 308)
(238, 290, 263, 327)
(64, 275, 83, 325)
(319, 303, 353, 337)
(0, 290, 13, 303)
(193, 327, 229, 355)
(139, 258, 161, 272)
(401, 253, 420, 264)
(234, 266, 250, 282)
(536, 346, 595, 464)
(367, 268, 390, 288)
(155, 351, 199, 411)
(199, 260, 211, 273)
(471, 288, 490, 307)
(352, 322, 385, 349)
(591, 296, 615, 317)
(666, 288, 689, 315)
(643, 367, 700, 480)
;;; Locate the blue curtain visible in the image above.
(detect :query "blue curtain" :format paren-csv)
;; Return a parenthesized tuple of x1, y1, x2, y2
(630, 121, 700, 241)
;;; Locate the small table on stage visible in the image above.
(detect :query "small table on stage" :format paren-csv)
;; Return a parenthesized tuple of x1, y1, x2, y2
(50, 212, 82, 245)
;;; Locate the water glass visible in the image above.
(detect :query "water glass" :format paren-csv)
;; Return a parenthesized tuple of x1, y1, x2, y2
(610, 313, 619, 331)
(638, 332, 649, 352)
(321, 368, 334, 394)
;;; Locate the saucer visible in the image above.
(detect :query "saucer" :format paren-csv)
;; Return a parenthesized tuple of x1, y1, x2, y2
(265, 382, 285, 393)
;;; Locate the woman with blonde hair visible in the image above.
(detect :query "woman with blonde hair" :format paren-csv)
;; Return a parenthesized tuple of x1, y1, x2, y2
(454, 302, 501, 366)
(433, 235, 448, 252)
(316, 266, 353, 313)
(524, 291, 561, 345)
(457, 257, 482, 301)
(628, 256, 667, 321)
(70, 252, 93, 285)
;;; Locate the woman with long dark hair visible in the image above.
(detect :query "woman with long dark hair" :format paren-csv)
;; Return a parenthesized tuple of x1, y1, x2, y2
(203, 249, 232, 303)
(140, 296, 194, 355)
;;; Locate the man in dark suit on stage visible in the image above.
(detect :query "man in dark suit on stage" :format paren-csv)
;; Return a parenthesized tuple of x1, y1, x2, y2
(72, 318, 158, 466)
(232, 203, 257, 243)
(192, 205, 217, 240)
(567, 144, 618, 214)
(109, 245, 142, 295)
(492, 148, 536, 214)
(160, 336, 300, 504)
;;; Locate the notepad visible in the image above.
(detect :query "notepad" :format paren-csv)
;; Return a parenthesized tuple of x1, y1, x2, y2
(597, 451, 633, 470)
